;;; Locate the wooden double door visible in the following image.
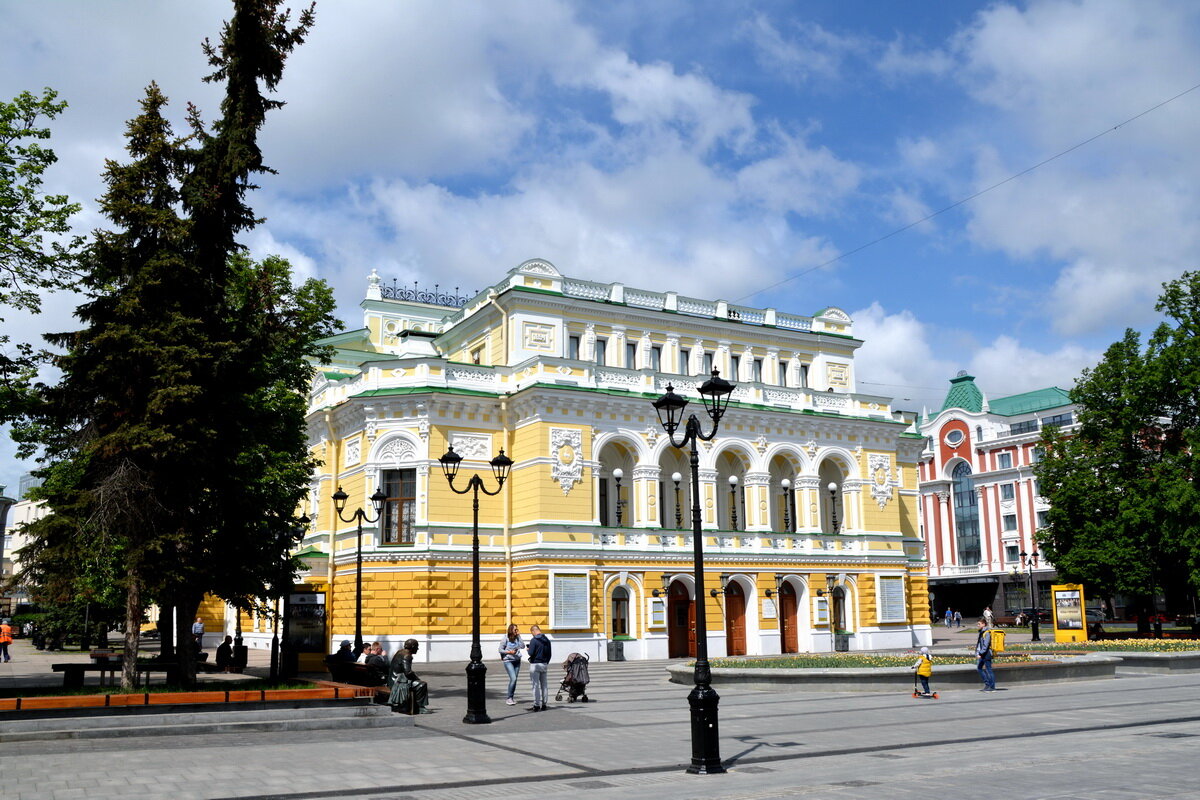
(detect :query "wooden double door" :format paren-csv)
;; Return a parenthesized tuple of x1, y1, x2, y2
(667, 581, 695, 658)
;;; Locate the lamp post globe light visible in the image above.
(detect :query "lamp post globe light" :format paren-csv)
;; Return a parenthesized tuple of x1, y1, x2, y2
(652, 368, 735, 775)
(439, 445, 513, 725)
(332, 486, 387, 654)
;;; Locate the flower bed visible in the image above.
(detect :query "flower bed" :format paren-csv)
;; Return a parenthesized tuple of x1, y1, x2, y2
(1015, 639, 1200, 652)
(711, 653, 1032, 669)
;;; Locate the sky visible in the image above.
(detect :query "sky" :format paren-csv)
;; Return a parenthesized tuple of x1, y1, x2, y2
(3, 0, 1200, 493)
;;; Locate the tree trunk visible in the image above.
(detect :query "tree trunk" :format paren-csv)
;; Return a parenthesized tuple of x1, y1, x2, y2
(175, 599, 201, 687)
(121, 570, 142, 691)
(159, 608, 174, 660)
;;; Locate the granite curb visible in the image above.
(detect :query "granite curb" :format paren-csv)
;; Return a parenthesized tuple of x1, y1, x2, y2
(667, 653, 1123, 691)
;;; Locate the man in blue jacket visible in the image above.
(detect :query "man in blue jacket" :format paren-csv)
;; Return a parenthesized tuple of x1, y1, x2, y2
(526, 625, 552, 711)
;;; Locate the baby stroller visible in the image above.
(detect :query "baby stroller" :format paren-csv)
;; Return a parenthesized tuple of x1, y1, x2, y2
(555, 652, 590, 702)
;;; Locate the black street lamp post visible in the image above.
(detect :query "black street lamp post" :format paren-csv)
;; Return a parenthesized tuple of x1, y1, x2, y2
(827, 482, 840, 533)
(672, 472, 683, 529)
(332, 486, 387, 654)
(613, 468, 626, 526)
(1012, 550, 1041, 641)
(780, 478, 791, 532)
(652, 369, 735, 775)
(728, 475, 739, 530)
(439, 445, 513, 725)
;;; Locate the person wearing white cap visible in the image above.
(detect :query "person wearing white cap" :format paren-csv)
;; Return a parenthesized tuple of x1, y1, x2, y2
(912, 646, 934, 696)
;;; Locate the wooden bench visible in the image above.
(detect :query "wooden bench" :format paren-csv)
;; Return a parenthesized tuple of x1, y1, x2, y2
(324, 658, 386, 687)
(52, 661, 184, 689)
(51, 662, 119, 690)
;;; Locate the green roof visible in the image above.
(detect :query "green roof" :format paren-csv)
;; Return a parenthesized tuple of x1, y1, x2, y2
(988, 386, 1072, 416)
(939, 374, 984, 413)
(938, 373, 1071, 416)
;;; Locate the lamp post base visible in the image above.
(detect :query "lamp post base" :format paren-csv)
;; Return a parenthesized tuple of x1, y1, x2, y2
(463, 659, 491, 724)
(686, 683, 725, 774)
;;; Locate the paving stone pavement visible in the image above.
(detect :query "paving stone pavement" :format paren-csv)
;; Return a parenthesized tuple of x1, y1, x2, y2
(4, 635, 1200, 799)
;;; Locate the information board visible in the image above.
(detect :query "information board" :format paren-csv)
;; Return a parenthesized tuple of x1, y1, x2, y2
(1052, 583, 1087, 643)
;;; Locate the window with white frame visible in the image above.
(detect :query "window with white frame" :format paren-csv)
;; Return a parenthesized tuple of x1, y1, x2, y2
(997, 452, 1013, 469)
(551, 572, 590, 628)
(1000, 483, 1015, 501)
(1002, 513, 1018, 531)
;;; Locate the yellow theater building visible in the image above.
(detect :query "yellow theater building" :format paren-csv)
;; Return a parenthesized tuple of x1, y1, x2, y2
(294, 259, 931, 662)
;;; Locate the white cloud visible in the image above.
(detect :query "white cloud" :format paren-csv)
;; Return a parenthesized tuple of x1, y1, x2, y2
(852, 303, 1098, 411)
(877, 37, 953, 81)
(740, 14, 860, 86)
(967, 335, 1096, 395)
(909, 0, 1200, 336)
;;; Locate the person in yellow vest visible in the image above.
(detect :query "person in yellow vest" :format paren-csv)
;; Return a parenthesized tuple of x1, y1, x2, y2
(911, 646, 934, 696)
(0, 619, 13, 663)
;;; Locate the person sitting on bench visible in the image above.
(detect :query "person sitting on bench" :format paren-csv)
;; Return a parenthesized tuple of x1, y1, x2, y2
(388, 639, 429, 714)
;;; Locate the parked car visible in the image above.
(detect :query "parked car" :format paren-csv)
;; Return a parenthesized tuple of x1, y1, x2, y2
(1085, 608, 1105, 623)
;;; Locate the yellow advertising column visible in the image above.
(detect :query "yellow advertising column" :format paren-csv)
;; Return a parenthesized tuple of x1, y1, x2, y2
(1051, 583, 1088, 643)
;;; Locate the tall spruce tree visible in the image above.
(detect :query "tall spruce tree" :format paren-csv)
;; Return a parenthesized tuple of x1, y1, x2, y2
(15, 0, 328, 688)
(1037, 272, 1200, 629)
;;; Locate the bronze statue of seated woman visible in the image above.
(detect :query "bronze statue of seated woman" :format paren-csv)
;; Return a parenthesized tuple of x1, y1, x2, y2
(388, 638, 429, 714)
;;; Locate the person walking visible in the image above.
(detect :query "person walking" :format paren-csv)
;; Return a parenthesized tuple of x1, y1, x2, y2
(975, 618, 996, 692)
(953, 609, 962, 628)
(983, 606, 995, 627)
(526, 624, 552, 711)
(191, 617, 205, 652)
(0, 619, 12, 663)
(499, 623, 524, 706)
(944, 608, 953, 628)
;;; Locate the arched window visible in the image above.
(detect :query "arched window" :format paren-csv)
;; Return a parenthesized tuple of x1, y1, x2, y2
(611, 586, 630, 636)
(952, 462, 981, 565)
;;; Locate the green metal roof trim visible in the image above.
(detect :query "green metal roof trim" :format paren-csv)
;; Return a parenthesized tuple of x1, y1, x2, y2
(988, 386, 1071, 416)
(292, 546, 326, 558)
(939, 374, 984, 413)
(317, 328, 370, 346)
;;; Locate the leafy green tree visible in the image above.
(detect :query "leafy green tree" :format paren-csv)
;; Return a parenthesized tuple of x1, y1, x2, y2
(0, 88, 82, 417)
(1037, 273, 1200, 629)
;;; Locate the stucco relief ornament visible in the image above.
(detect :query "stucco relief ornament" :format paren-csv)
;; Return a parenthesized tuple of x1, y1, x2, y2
(804, 440, 818, 458)
(754, 434, 768, 455)
(345, 439, 361, 467)
(868, 454, 893, 510)
(451, 433, 491, 460)
(644, 425, 659, 447)
(377, 438, 417, 465)
(550, 428, 583, 495)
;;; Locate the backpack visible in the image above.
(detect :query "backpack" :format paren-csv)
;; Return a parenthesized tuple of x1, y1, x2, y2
(990, 628, 1006, 653)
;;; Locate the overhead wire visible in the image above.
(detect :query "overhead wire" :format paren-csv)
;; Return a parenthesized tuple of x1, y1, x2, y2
(734, 80, 1200, 303)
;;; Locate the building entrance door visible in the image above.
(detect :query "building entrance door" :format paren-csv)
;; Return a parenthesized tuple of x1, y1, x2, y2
(725, 581, 746, 656)
(667, 581, 695, 658)
(779, 581, 798, 653)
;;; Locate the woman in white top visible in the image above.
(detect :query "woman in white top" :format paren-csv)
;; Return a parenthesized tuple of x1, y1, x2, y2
(499, 623, 524, 705)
